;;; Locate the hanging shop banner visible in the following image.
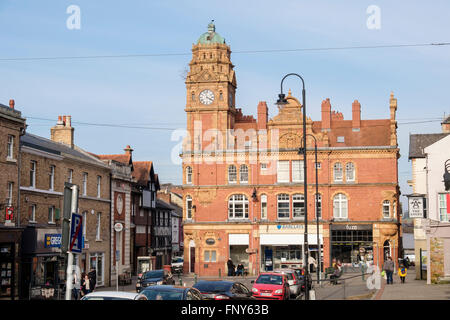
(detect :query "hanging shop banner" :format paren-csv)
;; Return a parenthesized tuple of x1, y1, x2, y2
(408, 197, 424, 218)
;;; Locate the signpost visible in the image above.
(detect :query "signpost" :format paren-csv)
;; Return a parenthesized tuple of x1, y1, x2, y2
(114, 223, 123, 291)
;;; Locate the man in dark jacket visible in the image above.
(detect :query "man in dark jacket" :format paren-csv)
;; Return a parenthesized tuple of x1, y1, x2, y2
(383, 256, 395, 285)
(227, 259, 234, 276)
(88, 269, 97, 292)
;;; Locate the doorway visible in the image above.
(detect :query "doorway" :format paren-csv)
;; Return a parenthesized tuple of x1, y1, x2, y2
(189, 247, 195, 273)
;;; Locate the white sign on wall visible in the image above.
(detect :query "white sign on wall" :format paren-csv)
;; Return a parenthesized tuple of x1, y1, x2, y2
(409, 197, 424, 218)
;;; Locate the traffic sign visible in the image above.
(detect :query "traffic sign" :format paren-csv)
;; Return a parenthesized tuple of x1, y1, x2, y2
(69, 213, 83, 253)
(114, 222, 123, 232)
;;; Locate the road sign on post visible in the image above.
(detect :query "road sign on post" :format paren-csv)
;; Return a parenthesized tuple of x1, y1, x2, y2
(61, 183, 78, 253)
(69, 213, 83, 253)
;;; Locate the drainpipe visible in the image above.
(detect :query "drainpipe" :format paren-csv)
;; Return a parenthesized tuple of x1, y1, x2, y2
(17, 126, 26, 227)
(109, 172, 112, 287)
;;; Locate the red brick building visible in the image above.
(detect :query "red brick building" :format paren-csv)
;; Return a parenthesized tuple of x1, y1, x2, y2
(181, 22, 401, 276)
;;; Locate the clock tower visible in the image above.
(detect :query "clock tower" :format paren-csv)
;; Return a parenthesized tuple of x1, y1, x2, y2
(185, 21, 237, 152)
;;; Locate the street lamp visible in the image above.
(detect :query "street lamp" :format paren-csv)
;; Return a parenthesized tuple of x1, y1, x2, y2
(300, 134, 321, 285)
(276, 73, 309, 300)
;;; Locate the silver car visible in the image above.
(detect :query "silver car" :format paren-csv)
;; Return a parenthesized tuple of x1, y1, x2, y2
(273, 269, 301, 297)
(81, 291, 147, 300)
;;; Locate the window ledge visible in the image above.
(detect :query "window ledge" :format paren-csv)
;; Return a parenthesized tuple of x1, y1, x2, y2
(332, 218, 349, 222)
(6, 157, 17, 163)
(95, 239, 103, 242)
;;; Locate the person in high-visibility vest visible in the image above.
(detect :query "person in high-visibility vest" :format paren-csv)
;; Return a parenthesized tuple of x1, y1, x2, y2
(398, 264, 407, 284)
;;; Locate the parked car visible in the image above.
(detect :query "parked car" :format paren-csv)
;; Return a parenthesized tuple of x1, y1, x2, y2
(273, 269, 301, 297)
(171, 257, 184, 274)
(81, 291, 147, 300)
(251, 272, 290, 300)
(136, 269, 175, 292)
(140, 285, 202, 300)
(293, 268, 312, 292)
(192, 280, 255, 300)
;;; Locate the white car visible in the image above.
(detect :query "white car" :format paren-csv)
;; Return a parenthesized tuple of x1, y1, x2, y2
(81, 291, 147, 300)
(273, 269, 301, 297)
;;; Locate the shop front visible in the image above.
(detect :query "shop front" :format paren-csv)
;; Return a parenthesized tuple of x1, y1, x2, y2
(259, 224, 323, 272)
(20, 226, 65, 300)
(228, 233, 249, 273)
(0, 227, 23, 300)
(330, 224, 374, 267)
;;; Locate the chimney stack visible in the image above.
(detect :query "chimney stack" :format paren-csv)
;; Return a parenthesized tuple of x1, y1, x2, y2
(352, 100, 361, 131)
(442, 115, 450, 133)
(257, 101, 268, 130)
(321, 98, 331, 131)
(9, 99, 15, 109)
(51, 115, 74, 148)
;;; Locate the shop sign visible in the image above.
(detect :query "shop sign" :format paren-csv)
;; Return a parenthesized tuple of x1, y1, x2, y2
(44, 234, 62, 248)
(408, 197, 424, 218)
(276, 224, 304, 230)
(205, 238, 215, 245)
(331, 224, 372, 231)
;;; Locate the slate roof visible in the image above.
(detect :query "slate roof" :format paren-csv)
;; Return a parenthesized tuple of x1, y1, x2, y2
(21, 133, 109, 168)
(408, 133, 450, 159)
(93, 153, 132, 166)
(132, 161, 153, 186)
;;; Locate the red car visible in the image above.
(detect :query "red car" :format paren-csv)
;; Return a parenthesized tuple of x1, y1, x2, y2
(251, 272, 290, 300)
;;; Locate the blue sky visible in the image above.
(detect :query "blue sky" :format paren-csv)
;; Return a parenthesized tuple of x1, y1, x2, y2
(1, 1, 449, 210)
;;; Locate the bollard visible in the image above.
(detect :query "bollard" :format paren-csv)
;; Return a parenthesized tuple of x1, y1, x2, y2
(194, 273, 197, 284)
(219, 268, 221, 279)
(361, 264, 366, 281)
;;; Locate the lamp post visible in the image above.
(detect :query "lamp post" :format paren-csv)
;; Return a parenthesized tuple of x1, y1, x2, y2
(300, 134, 321, 285)
(276, 73, 309, 300)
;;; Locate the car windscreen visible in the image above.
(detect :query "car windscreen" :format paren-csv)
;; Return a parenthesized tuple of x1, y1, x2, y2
(193, 281, 232, 293)
(141, 289, 184, 300)
(256, 275, 283, 285)
(143, 270, 164, 279)
(83, 296, 133, 300)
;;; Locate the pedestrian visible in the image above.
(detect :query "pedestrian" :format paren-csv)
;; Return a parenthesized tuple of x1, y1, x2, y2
(398, 264, 407, 284)
(331, 258, 337, 269)
(72, 270, 80, 300)
(236, 263, 244, 276)
(88, 268, 96, 292)
(227, 258, 234, 276)
(404, 257, 410, 269)
(330, 264, 341, 285)
(383, 256, 395, 285)
(80, 273, 90, 297)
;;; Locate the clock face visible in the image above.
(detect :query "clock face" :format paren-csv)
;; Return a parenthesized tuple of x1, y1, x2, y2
(117, 194, 124, 215)
(199, 89, 215, 105)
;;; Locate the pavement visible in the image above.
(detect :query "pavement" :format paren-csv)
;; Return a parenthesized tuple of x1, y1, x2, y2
(96, 268, 450, 300)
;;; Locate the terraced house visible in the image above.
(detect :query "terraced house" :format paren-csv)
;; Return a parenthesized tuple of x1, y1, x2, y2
(181, 22, 401, 276)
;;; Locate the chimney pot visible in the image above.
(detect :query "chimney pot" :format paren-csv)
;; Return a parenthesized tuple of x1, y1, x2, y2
(9, 99, 15, 109)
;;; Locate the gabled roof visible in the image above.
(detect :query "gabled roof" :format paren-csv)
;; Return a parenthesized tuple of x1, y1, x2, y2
(132, 161, 154, 186)
(409, 133, 450, 159)
(21, 133, 109, 168)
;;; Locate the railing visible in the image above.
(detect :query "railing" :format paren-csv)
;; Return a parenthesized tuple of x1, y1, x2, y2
(315, 271, 373, 300)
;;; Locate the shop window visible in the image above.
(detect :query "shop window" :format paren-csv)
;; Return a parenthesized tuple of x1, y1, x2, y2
(346, 163, 355, 181)
(89, 253, 104, 287)
(382, 200, 390, 218)
(333, 163, 343, 182)
(292, 194, 305, 219)
(239, 165, 248, 184)
(292, 160, 304, 182)
(333, 193, 348, 219)
(277, 194, 290, 219)
(277, 161, 289, 183)
(261, 194, 267, 220)
(186, 196, 193, 220)
(186, 166, 193, 184)
(228, 165, 237, 183)
(228, 194, 249, 219)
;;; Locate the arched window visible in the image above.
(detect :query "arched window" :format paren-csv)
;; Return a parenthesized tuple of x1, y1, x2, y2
(186, 196, 193, 219)
(228, 165, 237, 183)
(191, 92, 195, 101)
(239, 165, 248, 183)
(334, 163, 343, 182)
(277, 194, 290, 219)
(382, 200, 390, 218)
(315, 194, 322, 219)
(228, 195, 249, 219)
(333, 193, 348, 219)
(260, 194, 267, 220)
(186, 166, 192, 184)
(346, 162, 355, 181)
(293, 194, 305, 219)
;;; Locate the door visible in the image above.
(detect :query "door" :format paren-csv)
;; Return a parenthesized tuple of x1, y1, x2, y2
(190, 247, 195, 273)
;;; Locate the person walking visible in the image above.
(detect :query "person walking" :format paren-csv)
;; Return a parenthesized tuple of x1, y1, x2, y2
(80, 273, 90, 297)
(398, 264, 407, 284)
(88, 268, 96, 292)
(72, 270, 80, 300)
(383, 256, 395, 285)
(227, 258, 234, 276)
